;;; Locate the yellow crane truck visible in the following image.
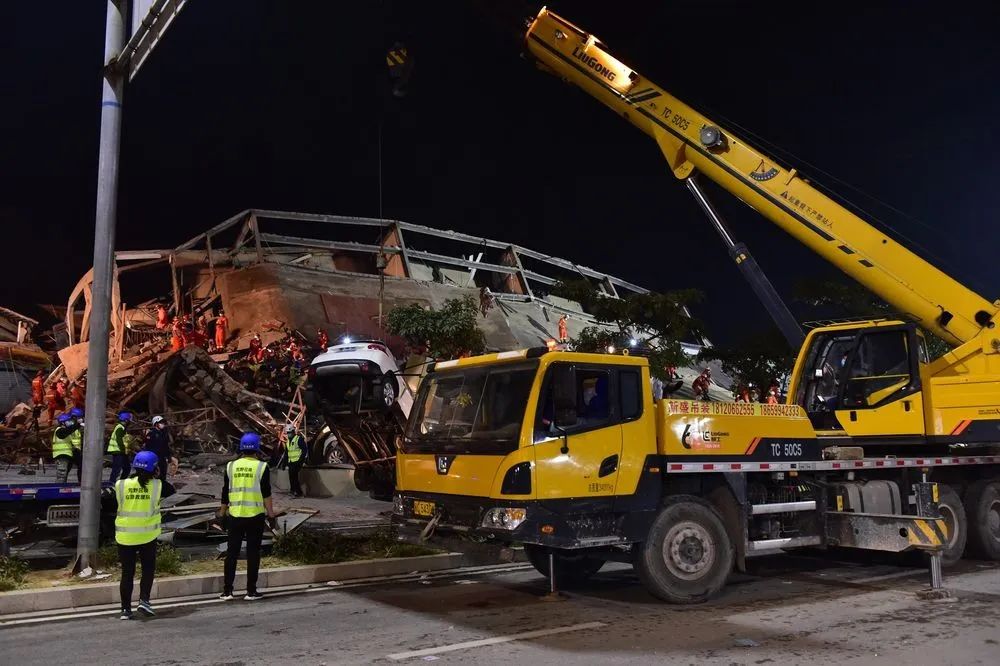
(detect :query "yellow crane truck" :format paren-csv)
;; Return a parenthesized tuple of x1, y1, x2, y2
(391, 8, 1000, 603)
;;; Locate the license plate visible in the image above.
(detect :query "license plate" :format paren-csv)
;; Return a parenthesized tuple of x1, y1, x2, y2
(413, 500, 436, 517)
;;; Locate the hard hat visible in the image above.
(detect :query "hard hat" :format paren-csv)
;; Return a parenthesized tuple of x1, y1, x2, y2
(239, 432, 262, 452)
(132, 450, 158, 473)
(56, 413, 72, 425)
(151, 415, 165, 426)
(69, 407, 84, 418)
(284, 424, 295, 433)
(117, 411, 132, 422)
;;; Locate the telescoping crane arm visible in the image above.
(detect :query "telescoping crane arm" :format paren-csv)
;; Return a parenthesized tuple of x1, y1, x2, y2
(525, 9, 997, 349)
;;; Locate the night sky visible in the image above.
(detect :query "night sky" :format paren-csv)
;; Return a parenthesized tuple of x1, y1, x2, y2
(3, 1, 998, 344)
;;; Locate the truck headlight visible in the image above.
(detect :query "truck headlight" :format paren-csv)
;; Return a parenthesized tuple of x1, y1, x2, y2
(392, 494, 404, 515)
(481, 507, 527, 530)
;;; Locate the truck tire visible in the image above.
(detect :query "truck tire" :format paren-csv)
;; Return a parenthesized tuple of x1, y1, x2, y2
(352, 465, 373, 492)
(634, 496, 733, 604)
(523, 544, 605, 588)
(932, 484, 967, 567)
(964, 480, 1000, 560)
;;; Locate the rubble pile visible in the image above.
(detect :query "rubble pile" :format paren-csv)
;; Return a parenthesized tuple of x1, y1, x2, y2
(0, 318, 324, 464)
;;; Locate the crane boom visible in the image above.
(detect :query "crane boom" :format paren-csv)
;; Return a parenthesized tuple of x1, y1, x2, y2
(525, 9, 996, 347)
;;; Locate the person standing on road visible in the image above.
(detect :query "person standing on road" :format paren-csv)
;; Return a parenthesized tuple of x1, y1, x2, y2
(219, 432, 276, 601)
(68, 407, 85, 482)
(108, 411, 132, 483)
(282, 424, 307, 498)
(51, 413, 80, 483)
(144, 416, 179, 488)
(115, 450, 172, 620)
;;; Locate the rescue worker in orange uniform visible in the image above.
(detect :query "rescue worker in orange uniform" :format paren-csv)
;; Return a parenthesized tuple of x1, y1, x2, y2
(735, 385, 751, 403)
(557, 315, 568, 343)
(248, 333, 263, 362)
(31, 370, 45, 423)
(766, 383, 780, 404)
(692, 368, 712, 401)
(155, 304, 169, 330)
(170, 317, 183, 352)
(69, 381, 85, 410)
(215, 311, 229, 350)
(317, 328, 329, 353)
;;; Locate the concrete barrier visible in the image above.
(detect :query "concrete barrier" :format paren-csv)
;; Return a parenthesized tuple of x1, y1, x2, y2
(0, 552, 464, 616)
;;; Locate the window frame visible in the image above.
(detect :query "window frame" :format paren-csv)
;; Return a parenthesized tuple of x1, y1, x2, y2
(533, 361, 636, 443)
(837, 324, 922, 410)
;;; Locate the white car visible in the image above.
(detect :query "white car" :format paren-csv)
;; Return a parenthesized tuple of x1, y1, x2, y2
(308, 339, 413, 416)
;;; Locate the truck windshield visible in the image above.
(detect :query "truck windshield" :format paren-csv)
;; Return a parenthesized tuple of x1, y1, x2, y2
(403, 361, 538, 454)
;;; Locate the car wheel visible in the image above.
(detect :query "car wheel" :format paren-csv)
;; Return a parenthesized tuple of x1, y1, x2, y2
(324, 440, 349, 466)
(380, 371, 398, 409)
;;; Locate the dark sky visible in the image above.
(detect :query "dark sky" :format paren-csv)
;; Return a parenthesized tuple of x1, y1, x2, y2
(3, 1, 998, 344)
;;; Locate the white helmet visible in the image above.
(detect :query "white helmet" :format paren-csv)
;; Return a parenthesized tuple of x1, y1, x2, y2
(151, 415, 165, 426)
(284, 424, 295, 434)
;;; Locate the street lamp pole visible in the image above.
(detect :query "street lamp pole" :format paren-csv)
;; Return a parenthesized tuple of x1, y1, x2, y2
(77, 0, 127, 570)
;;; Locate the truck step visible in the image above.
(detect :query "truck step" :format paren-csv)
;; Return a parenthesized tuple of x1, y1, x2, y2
(747, 535, 823, 553)
(750, 500, 817, 515)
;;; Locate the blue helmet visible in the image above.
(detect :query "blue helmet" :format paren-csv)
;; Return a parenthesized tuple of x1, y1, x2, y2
(117, 411, 132, 422)
(132, 450, 158, 473)
(239, 432, 262, 452)
(69, 407, 84, 419)
(56, 413, 72, 425)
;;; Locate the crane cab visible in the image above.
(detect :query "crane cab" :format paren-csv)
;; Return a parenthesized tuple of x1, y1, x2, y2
(788, 320, 927, 438)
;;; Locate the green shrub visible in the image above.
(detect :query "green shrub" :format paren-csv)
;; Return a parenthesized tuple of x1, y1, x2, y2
(272, 527, 437, 565)
(0, 555, 29, 591)
(97, 542, 120, 570)
(154, 544, 184, 576)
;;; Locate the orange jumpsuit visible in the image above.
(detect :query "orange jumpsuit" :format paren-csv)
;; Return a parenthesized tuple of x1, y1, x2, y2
(156, 305, 169, 329)
(317, 329, 329, 353)
(558, 316, 568, 342)
(215, 315, 229, 349)
(31, 375, 44, 405)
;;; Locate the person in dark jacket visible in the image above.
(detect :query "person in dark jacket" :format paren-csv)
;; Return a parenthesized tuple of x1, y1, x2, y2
(143, 416, 178, 484)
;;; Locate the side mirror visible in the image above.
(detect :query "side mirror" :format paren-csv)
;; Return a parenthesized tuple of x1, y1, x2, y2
(552, 365, 577, 429)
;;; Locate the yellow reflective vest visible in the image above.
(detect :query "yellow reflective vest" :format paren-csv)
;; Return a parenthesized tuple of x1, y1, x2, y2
(287, 434, 303, 463)
(227, 458, 266, 518)
(51, 429, 74, 459)
(107, 422, 125, 454)
(70, 428, 82, 451)
(115, 477, 162, 546)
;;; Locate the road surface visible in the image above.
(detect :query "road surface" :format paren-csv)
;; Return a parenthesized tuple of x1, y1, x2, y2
(3, 554, 999, 665)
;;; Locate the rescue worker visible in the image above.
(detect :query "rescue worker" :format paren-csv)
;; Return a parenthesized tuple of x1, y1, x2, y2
(766, 383, 780, 405)
(558, 315, 568, 343)
(692, 369, 712, 401)
(155, 303, 169, 330)
(219, 432, 276, 601)
(215, 311, 229, 350)
(115, 450, 172, 620)
(735, 385, 751, 402)
(170, 317, 183, 352)
(248, 333, 263, 362)
(144, 416, 178, 485)
(69, 380, 85, 410)
(108, 411, 132, 483)
(69, 407, 85, 482)
(317, 328, 329, 353)
(283, 424, 307, 498)
(31, 370, 45, 423)
(51, 413, 80, 483)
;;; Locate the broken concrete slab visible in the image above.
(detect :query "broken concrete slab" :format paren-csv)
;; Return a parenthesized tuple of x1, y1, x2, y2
(56, 342, 89, 382)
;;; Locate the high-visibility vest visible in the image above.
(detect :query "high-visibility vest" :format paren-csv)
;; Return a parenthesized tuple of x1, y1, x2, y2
(287, 435, 303, 463)
(107, 422, 125, 454)
(114, 477, 162, 546)
(70, 429, 82, 451)
(227, 458, 266, 518)
(51, 430, 74, 458)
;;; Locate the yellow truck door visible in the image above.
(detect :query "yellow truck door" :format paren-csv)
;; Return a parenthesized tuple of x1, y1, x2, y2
(531, 362, 625, 502)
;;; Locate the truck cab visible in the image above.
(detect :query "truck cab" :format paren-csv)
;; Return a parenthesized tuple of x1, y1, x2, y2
(393, 348, 657, 550)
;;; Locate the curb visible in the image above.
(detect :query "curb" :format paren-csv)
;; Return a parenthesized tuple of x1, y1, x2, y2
(0, 552, 464, 616)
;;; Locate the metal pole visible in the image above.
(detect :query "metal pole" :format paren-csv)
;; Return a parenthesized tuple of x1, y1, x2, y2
(77, 0, 127, 571)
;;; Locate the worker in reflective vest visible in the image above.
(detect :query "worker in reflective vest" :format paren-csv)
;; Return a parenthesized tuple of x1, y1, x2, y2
(283, 424, 307, 498)
(115, 450, 172, 620)
(219, 432, 275, 601)
(51, 413, 78, 483)
(67, 407, 84, 482)
(108, 411, 132, 483)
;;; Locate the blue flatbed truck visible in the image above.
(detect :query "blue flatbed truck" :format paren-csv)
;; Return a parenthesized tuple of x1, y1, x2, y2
(0, 476, 113, 555)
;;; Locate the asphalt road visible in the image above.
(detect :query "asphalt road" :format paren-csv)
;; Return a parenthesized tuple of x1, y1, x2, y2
(3, 554, 999, 665)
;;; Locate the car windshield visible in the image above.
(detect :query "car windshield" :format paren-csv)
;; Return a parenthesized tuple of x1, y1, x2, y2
(404, 361, 538, 453)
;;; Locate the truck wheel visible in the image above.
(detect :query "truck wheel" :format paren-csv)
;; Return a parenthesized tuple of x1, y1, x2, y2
(964, 480, 1000, 560)
(634, 496, 733, 604)
(352, 465, 372, 492)
(931, 484, 967, 567)
(523, 544, 605, 588)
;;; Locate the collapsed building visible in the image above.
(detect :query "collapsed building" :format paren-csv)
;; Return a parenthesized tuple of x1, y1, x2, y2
(3, 209, 724, 467)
